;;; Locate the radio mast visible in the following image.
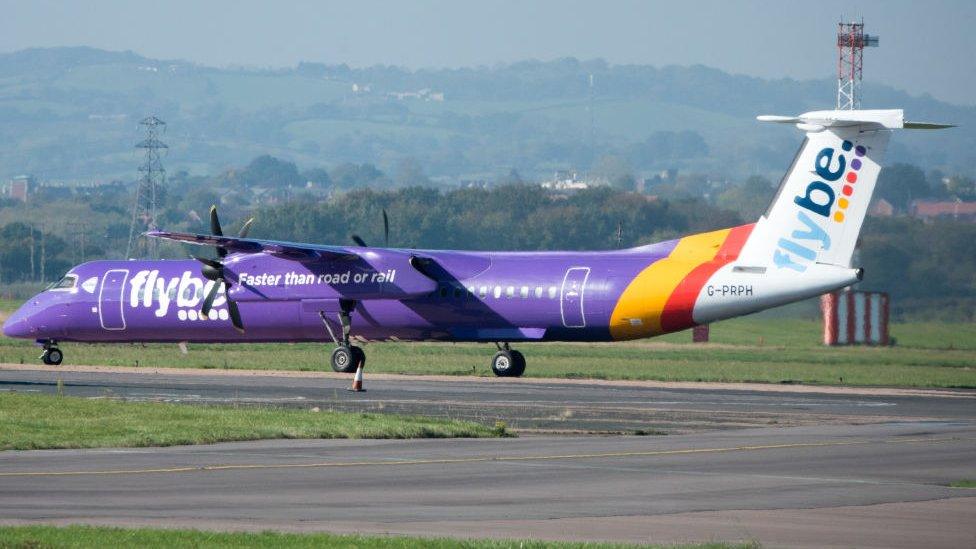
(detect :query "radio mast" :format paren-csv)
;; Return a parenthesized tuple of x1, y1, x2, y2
(836, 19, 879, 110)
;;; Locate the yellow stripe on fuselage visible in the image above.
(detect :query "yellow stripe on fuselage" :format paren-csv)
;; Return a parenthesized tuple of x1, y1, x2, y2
(610, 228, 731, 340)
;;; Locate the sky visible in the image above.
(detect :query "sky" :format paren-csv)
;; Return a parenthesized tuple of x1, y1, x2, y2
(2, 0, 974, 105)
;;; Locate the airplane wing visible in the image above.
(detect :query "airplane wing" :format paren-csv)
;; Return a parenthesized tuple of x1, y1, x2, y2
(146, 229, 440, 299)
(146, 230, 360, 261)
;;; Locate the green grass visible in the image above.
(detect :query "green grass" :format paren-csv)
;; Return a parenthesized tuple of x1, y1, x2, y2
(1, 316, 973, 388)
(0, 392, 505, 451)
(949, 479, 976, 488)
(0, 525, 754, 549)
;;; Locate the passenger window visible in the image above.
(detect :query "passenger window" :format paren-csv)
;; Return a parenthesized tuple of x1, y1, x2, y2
(467, 286, 475, 296)
(534, 286, 543, 298)
(505, 286, 515, 298)
(493, 286, 502, 299)
(520, 286, 529, 298)
(439, 285, 449, 298)
(479, 286, 488, 299)
(453, 287, 463, 298)
(548, 286, 558, 299)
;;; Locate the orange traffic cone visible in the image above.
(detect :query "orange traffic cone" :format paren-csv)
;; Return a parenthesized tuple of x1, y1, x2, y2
(348, 362, 365, 392)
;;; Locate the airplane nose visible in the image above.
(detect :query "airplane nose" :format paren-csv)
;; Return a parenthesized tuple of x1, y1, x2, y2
(2, 308, 34, 339)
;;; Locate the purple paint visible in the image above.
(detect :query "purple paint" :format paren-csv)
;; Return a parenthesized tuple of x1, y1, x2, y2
(851, 158, 862, 170)
(855, 145, 866, 157)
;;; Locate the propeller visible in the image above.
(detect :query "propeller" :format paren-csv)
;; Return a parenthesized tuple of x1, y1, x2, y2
(193, 205, 252, 333)
(350, 208, 390, 247)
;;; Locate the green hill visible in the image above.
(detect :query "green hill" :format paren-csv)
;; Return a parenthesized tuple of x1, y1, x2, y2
(1, 47, 974, 182)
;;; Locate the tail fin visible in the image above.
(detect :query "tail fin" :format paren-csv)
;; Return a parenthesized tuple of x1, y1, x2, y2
(736, 109, 952, 271)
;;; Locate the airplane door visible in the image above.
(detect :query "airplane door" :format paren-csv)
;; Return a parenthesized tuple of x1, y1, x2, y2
(98, 269, 128, 330)
(560, 267, 590, 328)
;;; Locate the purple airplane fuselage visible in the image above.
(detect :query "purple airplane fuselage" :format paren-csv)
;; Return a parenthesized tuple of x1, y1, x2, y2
(3, 241, 690, 345)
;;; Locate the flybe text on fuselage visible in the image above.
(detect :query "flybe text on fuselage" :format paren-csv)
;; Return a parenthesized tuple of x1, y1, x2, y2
(773, 139, 865, 272)
(129, 270, 225, 318)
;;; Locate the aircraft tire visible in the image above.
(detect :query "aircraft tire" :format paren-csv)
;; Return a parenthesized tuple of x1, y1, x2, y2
(491, 350, 524, 377)
(350, 345, 366, 370)
(509, 350, 526, 377)
(42, 347, 63, 366)
(330, 346, 357, 373)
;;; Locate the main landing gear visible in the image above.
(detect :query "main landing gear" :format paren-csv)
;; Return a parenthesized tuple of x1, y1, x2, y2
(491, 342, 525, 377)
(319, 307, 365, 374)
(40, 340, 63, 366)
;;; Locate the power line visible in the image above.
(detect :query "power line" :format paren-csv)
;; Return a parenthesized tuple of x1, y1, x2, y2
(126, 116, 168, 259)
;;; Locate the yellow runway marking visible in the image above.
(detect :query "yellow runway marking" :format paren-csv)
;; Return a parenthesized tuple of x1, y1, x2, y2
(0, 436, 960, 478)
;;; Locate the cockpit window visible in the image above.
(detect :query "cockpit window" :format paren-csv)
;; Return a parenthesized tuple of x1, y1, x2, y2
(49, 274, 78, 291)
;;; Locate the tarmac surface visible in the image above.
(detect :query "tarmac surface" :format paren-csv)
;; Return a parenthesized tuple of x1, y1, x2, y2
(1, 364, 975, 433)
(2, 365, 976, 547)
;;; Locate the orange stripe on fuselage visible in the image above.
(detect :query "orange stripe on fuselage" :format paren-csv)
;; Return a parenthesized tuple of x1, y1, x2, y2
(609, 224, 755, 341)
(659, 223, 754, 333)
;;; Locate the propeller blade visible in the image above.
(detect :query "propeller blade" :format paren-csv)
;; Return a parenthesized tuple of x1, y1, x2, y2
(351, 234, 368, 247)
(200, 281, 221, 316)
(238, 218, 254, 239)
(226, 298, 244, 333)
(382, 209, 389, 247)
(209, 205, 227, 258)
(209, 205, 223, 237)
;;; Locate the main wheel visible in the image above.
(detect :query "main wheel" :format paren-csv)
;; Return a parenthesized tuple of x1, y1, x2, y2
(492, 350, 524, 377)
(330, 346, 356, 373)
(42, 347, 63, 366)
(509, 350, 526, 377)
(350, 345, 366, 370)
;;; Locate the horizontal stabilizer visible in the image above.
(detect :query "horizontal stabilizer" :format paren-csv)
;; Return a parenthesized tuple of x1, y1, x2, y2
(757, 109, 953, 131)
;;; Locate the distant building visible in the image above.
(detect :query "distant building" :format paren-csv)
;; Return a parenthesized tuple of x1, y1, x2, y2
(910, 199, 976, 223)
(540, 170, 606, 191)
(387, 88, 445, 102)
(6, 175, 32, 202)
(868, 198, 894, 217)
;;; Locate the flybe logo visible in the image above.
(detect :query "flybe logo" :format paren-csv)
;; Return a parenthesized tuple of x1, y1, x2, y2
(773, 140, 867, 272)
(128, 270, 229, 321)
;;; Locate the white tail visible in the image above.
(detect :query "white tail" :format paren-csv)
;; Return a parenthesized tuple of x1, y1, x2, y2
(737, 109, 951, 271)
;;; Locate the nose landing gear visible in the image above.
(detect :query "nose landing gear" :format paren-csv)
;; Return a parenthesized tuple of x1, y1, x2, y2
(40, 340, 63, 366)
(491, 342, 525, 377)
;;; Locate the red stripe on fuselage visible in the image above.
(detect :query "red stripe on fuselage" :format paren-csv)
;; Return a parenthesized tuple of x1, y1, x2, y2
(660, 224, 754, 333)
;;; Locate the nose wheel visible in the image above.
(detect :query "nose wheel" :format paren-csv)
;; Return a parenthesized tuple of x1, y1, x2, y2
(491, 343, 525, 377)
(40, 341, 63, 366)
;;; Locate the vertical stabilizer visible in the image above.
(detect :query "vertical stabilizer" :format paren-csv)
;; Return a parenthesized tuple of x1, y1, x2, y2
(737, 109, 948, 271)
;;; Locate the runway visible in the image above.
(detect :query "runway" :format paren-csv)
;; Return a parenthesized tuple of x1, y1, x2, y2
(1, 364, 975, 433)
(2, 365, 975, 547)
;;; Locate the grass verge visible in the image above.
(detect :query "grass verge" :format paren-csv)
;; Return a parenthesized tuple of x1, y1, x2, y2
(0, 393, 506, 451)
(949, 479, 976, 488)
(0, 525, 755, 549)
(1, 315, 974, 388)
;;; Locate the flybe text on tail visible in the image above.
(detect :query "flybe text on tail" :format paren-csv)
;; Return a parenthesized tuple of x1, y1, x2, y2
(775, 139, 868, 272)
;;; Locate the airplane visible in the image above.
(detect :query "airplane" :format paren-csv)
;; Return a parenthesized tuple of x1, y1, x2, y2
(2, 109, 950, 376)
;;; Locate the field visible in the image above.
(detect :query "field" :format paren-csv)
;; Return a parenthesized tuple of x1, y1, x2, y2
(0, 392, 504, 451)
(1, 310, 973, 387)
(0, 525, 753, 549)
